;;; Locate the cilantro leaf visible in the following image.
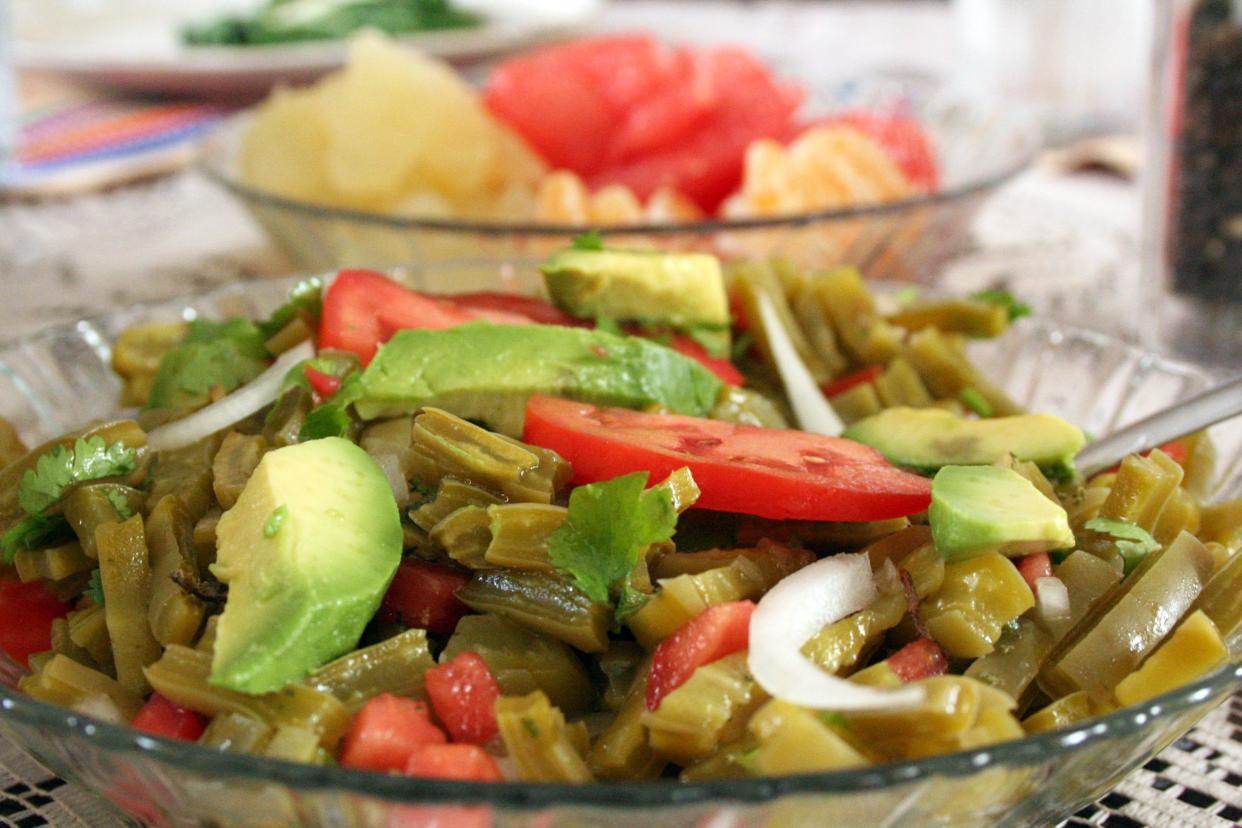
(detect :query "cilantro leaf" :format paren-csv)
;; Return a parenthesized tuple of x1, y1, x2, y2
(547, 471, 679, 604)
(299, 373, 361, 441)
(571, 230, 604, 251)
(103, 488, 133, 520)
(971, 289, 1032, 322)
(18, 436, 138, 515)
(959, 387, 994, 418)
(2, 514, 72, 564)
(146, 318, 269, 410)
(259, 277, 324, 339)
(1084, 517, 1161, 574)
(86, 568, 105, 607)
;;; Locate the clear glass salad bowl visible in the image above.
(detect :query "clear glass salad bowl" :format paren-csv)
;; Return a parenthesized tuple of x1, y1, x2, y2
(198, 78, 1039, 284)
(1, 268, 1239, 828)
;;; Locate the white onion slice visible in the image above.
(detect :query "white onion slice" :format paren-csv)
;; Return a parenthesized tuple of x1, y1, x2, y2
(147, 340, 316, 452)
(373, 452, 410, 507)
(749, 552, 926, 711)
(753, 291, 844, 436)
(1035, 575, 1071, 624)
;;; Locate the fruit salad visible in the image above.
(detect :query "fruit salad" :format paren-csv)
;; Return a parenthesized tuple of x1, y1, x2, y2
(239, 33, 937, 226)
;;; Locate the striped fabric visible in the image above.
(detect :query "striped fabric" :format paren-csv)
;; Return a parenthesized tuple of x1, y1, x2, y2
(1, 91, 227, 195)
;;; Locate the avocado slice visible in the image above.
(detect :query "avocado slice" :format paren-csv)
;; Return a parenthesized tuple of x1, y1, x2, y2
(843, 407, 1085, 481)
(929, 465, 1075, 562)
(541, 248, 730, 328)
(209, 437, 402, 694)
(351, 322, 724, 434)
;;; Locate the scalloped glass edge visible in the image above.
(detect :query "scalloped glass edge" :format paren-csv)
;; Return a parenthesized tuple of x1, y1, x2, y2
(0, 273, 1238, 814)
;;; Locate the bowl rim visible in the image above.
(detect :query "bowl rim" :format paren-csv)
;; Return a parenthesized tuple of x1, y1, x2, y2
(1, 276, 1238, 809)
(197, 102, 1038, 236)
(2, 663, 1239, 807)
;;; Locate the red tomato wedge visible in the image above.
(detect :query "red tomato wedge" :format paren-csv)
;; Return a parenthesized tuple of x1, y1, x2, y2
(823, 111, 940, 191)
(425, 652, 501, 745)
(647, 600, 755, 711)
(821, 365, 884, 399)
(1017, 552, 1054, 594)
(886, 638, 950, 683)
(319, 271, 535, 364)
(131, 693, 206, 742)
(405, 744, 504, 782)
(339, 694, 446, 773)
(666, 336, 744, 386)
(522, 396, 932, 521)
(378, 560, 472, 637)
(442, 292, 582, 326)
(0, 579, 70, 668)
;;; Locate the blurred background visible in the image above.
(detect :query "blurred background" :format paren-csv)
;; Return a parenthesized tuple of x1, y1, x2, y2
(0, 0, 1231, 362)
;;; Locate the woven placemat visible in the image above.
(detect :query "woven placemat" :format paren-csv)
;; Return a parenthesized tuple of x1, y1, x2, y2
(2, 693, 1240, 828)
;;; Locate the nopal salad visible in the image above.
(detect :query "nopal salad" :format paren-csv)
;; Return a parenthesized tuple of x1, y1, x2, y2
(1, 243, 1238, 788)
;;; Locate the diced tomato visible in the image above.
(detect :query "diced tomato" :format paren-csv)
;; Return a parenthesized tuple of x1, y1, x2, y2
(886, 638, 949, 683)
(425, 652, 500, 745)
(647, 600, 755, 711)
(340, 694, 446, 773)
(378, 560, 471, 636)
(0, 579, 70, 668)
(522, 396, 932, 521)
(443, 292, 581, 326)
(667, 336, 745, 386)
(821, 365, 884, 399)
(1017, 552, 1054, 594)
(1153, 440, 1190, 466)
(1103, 440, 1190, 475)
(405, 743, 504, 781)
(826, 111, 939, 191)
(130, 693, 206, 742)
(303, 365, 342, 399)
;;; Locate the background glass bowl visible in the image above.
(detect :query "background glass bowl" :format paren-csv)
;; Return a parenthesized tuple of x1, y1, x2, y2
(1, 268, 1239, 828)
(198, 78, 1039, 282)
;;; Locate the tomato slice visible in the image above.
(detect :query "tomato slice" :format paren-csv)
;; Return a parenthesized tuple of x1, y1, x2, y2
(821, 365, 883, 399)
(522, 396, 932, 521)
(425, 652, 501, 745)
(885, 638, 949, 683)
(319, 270, 478, 364)
(378, 560, 472, 636)
(666, 336, 744, 386)
(339, 694, 446, 773)
(647, 600, 755, 711)
(1017, 552, 1054, 594)
(0, 579, 71, 668)
(131, 693, 206, 742)
(442, 292, 582, 326)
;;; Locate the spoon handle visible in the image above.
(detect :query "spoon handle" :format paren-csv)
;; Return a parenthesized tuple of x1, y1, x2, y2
(1075, 375, 1242, 478)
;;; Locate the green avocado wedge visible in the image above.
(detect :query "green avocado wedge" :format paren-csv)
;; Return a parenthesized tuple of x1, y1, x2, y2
(843, 407, 1085, 482)
(209, 438, 402, 695)
(929, 465, 1075, 562)
(351, 322, 724, 436)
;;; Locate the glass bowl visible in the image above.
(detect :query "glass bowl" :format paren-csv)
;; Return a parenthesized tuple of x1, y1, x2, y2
(1, 268, 1239, 828)
(198, 78, 1039, 282)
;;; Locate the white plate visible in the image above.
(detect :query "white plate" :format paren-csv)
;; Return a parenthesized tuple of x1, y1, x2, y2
(12, 0, 605, 97)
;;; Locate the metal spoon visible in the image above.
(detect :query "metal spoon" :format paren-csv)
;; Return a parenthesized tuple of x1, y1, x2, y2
(1075, 375, 1242, 478)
